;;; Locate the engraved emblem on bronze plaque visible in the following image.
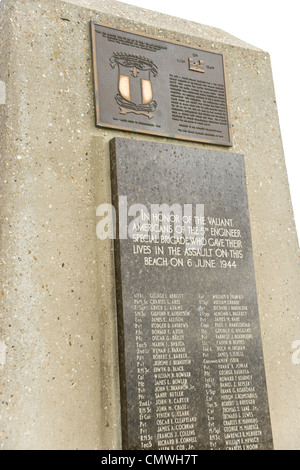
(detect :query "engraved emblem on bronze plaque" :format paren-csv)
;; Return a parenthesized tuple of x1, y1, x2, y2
(188, 58, 205, 73)
(91, 21, 232, 146)
(110, 53, 158, 119)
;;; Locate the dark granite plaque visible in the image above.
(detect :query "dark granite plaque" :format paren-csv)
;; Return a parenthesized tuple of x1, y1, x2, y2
(110, 138, 273, 450)
(91, 21, 232, 146)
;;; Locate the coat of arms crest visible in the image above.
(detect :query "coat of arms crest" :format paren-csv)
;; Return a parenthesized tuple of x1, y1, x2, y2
(110, 52, 158, 119)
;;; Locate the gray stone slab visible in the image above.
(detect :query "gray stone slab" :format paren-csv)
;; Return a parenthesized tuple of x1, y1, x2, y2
(110, 137, 273, 450)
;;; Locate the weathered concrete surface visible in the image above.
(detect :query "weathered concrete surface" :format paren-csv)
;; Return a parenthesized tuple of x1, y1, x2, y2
(0, 0, 299, 450)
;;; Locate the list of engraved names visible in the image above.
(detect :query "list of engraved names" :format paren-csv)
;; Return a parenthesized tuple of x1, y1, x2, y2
(133, 288, 264, 450)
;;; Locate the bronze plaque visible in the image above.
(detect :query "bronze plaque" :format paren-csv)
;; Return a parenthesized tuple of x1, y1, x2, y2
(91, 21, 232, 146)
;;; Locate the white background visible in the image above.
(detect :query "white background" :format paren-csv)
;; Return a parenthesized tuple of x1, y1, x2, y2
(118, 0, 300, 241)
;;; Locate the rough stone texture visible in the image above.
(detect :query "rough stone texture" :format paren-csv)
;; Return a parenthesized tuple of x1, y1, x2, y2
(63, 0, 263, 51)
(0, 0, 299, 450)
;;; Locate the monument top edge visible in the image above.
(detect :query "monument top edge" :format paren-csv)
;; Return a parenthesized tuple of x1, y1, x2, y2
(0, 0, 264, 52)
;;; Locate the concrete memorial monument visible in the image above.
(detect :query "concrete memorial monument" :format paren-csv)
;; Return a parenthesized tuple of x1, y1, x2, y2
(0, 0, 299, 451)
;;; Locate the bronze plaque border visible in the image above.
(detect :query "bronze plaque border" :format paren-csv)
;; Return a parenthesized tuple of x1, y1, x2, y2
(91, 20, 233, 147)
